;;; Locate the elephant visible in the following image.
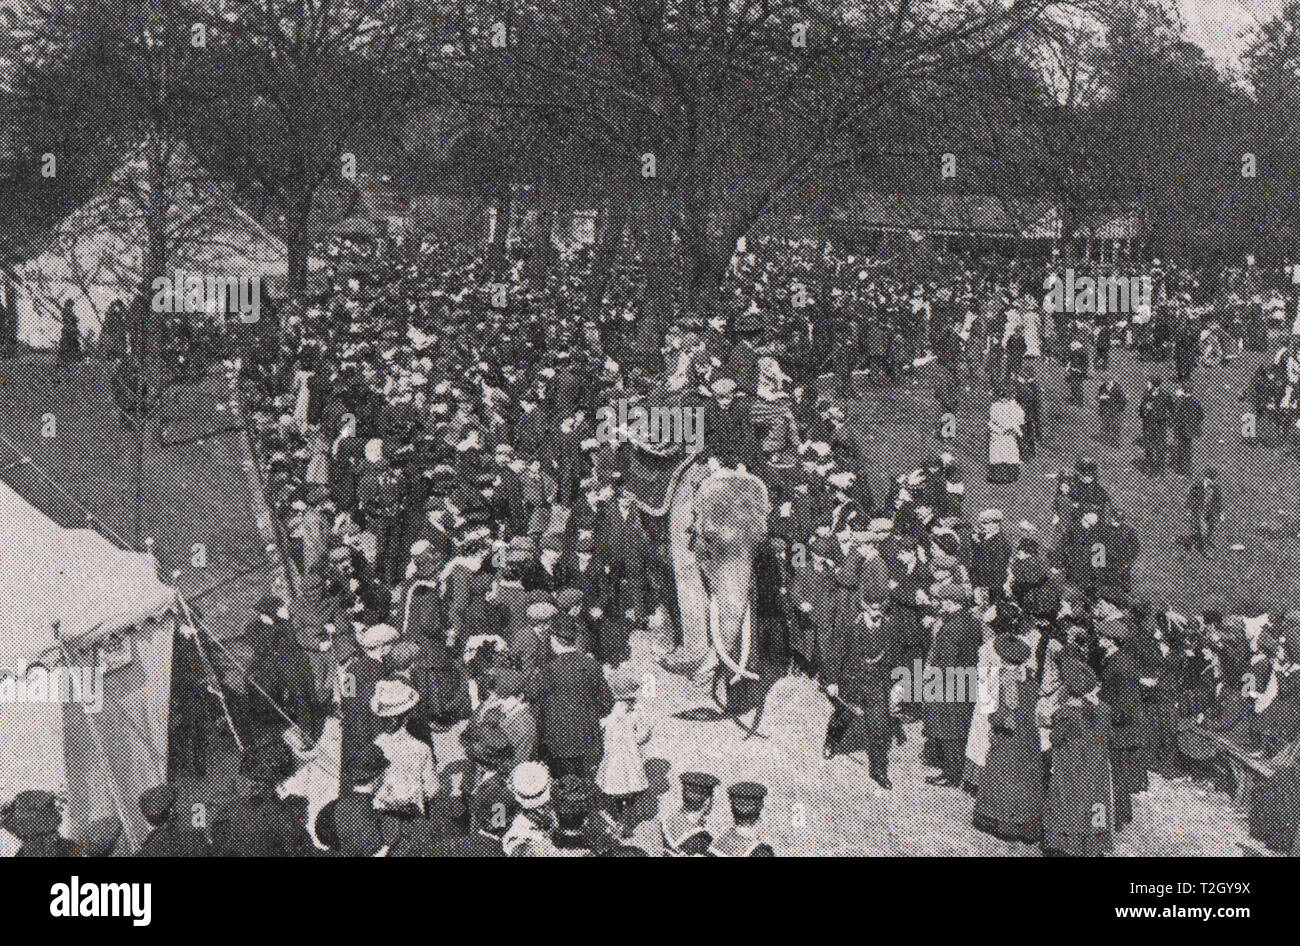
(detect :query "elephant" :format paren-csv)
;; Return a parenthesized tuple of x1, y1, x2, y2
(654, 461, 785, 727)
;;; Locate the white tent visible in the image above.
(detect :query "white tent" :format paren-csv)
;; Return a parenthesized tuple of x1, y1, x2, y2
(0, 479, 178, 854)
(10, 141, 316, 349)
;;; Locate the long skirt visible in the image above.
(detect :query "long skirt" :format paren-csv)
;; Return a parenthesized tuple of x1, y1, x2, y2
(1110, 746, 1145, 826)
(1249, 745, 1300, 853)
(1111, 744, 1148, 795)
(973, 733, 1044, 842)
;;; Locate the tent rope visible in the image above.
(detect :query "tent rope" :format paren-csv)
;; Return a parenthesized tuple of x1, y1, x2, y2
(1, 378, 340, 786)
(175, 594, 244, 755)
(0, 428, 137, 551)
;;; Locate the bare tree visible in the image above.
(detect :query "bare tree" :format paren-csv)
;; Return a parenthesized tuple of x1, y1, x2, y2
(441, 0, 1083, 349)
(192, 0, 438, 300)
(9, 0, 226, 374)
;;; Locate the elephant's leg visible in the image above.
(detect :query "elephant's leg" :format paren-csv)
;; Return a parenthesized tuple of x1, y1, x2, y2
(668, 462, 710, 657)
(724, 659, 781, 740)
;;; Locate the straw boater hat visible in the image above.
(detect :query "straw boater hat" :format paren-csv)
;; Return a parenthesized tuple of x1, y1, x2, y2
(510, 761, 552, 810)
(356, 622, 399, 654)
(370, 679, 420, 718)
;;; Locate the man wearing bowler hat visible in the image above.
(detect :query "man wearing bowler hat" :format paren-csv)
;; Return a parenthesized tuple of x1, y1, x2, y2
(526, 604, 614, 778)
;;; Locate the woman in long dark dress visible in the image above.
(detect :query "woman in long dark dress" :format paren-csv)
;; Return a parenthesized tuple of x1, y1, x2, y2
(972, 632, 1044, 842)
(1043, 657, 1115, 857)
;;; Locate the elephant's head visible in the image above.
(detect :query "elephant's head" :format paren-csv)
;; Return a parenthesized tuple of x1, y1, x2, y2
(691, 468, 770, 681)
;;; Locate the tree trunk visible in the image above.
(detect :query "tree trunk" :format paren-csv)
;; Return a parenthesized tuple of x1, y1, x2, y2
(487, 176, 512, 276)
(284, 186, 315, 305)
(635, 185, 676, 365)
(589, 190, 629, 311)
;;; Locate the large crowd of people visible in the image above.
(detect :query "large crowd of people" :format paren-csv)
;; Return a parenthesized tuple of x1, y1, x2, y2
(7, 233, 1300, 857)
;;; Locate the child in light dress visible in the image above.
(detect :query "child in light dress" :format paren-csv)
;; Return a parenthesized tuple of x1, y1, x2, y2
(596, 669, 653, 838)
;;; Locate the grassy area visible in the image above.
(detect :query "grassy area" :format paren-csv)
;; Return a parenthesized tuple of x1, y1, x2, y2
(0, 355, 275, 642)
(843, 344, 1300, 616)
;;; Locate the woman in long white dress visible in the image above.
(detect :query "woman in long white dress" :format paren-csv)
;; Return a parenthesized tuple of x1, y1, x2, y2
(963, 621, 1001, 793)
(988, 391, 1026, 484)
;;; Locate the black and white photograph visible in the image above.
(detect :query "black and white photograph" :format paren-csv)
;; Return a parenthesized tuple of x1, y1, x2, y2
(0, 0, 1291, 916)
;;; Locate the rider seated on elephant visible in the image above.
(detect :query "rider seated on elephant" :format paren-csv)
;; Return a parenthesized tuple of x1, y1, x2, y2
(702, 377, 761, 471)
(753, 356, 804, 482)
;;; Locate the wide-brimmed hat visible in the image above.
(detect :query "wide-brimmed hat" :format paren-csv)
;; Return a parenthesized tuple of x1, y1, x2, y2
(370, 678, 420, 717)
(461, 722, 515, 769)
(344, 745, 390, 785)
(510, 761, 552, 809)
(527, 601, 559, 625)
(994, 633, 1032, 665)
(356, 623, 400, 652)
(1060, 655, 1097, 697)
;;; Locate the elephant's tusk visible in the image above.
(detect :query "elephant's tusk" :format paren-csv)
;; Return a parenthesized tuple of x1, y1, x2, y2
(710, 594, 759, 685)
